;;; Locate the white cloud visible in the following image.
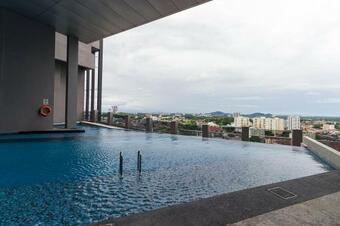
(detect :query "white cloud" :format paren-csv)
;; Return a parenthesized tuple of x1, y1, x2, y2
(316, 98, 340, 104)
(103, 0, 340, 116)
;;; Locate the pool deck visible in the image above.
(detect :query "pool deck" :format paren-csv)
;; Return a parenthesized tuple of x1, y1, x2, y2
(92, 171, 340, 226)
(231, 190, 340, 226)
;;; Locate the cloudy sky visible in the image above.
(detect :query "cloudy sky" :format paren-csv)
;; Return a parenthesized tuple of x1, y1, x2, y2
(103, 0, 340, 116)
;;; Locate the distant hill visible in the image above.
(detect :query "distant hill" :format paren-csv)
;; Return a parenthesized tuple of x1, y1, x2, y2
(244, 112, 273, 118)
(205, 111, 278, 118)
(206, 111, 232, 117)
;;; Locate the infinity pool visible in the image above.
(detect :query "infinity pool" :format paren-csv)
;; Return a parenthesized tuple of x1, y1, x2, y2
(0, 125, 332, 225)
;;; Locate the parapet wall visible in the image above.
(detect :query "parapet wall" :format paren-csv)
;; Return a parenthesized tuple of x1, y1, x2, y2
(303, 136, 340, 170)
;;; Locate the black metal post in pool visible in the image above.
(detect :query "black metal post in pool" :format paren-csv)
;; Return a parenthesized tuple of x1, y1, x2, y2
(137, 151, 142, 174)
(119, 152, 123, 177)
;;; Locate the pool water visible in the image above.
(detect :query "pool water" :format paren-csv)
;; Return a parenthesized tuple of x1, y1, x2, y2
(0, 125, 332, 225)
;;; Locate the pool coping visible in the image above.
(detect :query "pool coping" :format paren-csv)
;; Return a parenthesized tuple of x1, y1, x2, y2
(81, 121, 126, 130)
(18, 128, 85, 134)
(91, 170, 340, 226)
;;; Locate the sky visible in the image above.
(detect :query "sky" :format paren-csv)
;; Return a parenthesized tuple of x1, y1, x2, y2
(103, 0, 340, 116)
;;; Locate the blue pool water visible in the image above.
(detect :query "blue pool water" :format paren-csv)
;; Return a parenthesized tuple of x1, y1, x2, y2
(0, 125, 332, 225)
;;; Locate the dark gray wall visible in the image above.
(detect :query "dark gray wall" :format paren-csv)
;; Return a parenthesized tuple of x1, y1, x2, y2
(0, 9, 55, 133)
(55, 32, 97, 69)
(53, 61, 85, 124)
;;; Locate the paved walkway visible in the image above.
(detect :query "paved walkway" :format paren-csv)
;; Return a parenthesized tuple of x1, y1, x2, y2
(230, 191, 340, 226)
(92, 171, 340, 226)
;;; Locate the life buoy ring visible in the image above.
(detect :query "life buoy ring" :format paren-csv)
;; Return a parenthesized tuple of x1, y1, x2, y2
(39, 105, 52, 117)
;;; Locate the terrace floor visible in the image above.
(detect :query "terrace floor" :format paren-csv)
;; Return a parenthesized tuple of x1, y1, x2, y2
(93, 171, 340, 226)
(231, 191, 340, 225)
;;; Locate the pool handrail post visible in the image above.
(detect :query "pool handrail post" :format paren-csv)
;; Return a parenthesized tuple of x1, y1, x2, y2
(119, 152, 123, 177)
(137, 151, 142, 174)
(140, 154, 142, 174)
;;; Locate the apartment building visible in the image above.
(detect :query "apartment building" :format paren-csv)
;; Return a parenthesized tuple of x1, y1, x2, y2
(234, 116, 252, 127)
(287, 115, 301, 130)
(253, 117, 285, 131)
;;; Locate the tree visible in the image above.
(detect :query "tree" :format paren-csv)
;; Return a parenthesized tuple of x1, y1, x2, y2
(250, 136, 262, 143)
(180, 120, 199, 130)
(265, 130, 274, 136)
(208, 117, 234, 126)
(315, 133, 322, 140)
(281, 131, 290, 138)
(313, 124, 322, 129)
(224, 127, 235, 133)
(336, 123, 340, 130)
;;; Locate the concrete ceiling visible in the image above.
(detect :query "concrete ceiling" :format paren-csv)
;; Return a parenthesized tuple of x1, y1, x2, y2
(0, 0, 211, 43)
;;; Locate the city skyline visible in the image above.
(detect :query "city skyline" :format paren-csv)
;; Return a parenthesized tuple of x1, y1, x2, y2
(103, 0, 340, 116)
(104, 108, 339, 118)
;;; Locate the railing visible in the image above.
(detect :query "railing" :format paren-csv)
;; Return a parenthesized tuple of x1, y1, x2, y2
(95, 113, 146, 131)
(84, 113, 303, 147)
(264, 136, 291, 145)
(178, 129, 201, 136)
(153, 121, 172, 134)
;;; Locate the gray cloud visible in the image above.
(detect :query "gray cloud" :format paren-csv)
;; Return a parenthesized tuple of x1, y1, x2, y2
(102, 0, 340, 116)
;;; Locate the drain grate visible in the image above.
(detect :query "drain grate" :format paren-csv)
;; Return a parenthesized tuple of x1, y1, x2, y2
(267, 187, 297, 200)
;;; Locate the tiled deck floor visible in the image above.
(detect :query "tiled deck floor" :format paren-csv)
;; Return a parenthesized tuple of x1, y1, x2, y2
(231, 191, 340, 226)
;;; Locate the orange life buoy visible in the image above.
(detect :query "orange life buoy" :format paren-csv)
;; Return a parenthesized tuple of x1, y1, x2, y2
(39, 105, 52, 117)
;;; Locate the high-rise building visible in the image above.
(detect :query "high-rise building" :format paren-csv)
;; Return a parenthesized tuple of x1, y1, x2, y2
(287, 115, 301, 130)
(234, 116, 252, 128)
(323, 124, 335, 131)
(111, 106, 118, 114)
(253, 117, 285, 131)
(253, 117, 266, 129)
(271, 117, 285, 131)
(233, 112, 241, 118)
(265, 118, 273, 130)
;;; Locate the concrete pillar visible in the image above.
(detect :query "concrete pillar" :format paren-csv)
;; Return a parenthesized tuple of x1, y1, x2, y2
(292, 129, 303, 146)
(145, 117, 153, 132)
(242, 127, 250, 141)
(97, 39, 103, 122)
(85, 70, 90, 121)
(91, 110, 98, 123)
(97, 39, 104, 121)
(90, 69, 95, 121)
(170, 121, 178, 134)
(65, 35, 79, 129)
(124, 116, 131, 129)
(202, 124, 209, 138)
(107, 112, 113, 125)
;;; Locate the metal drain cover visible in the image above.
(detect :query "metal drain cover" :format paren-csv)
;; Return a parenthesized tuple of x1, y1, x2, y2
(267, 187, 297, 200)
